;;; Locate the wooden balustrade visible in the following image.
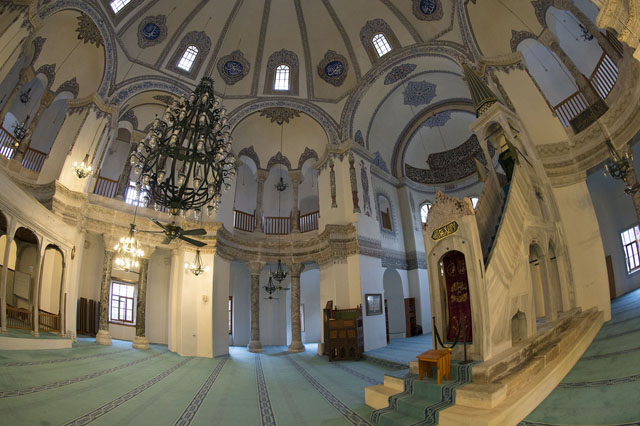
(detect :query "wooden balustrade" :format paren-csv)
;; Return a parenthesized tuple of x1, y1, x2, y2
(0, 126, 17, 159)
(21, 147, 47, 172)
(589, 53, 618, 100)
(299, 211, 319, 233)
(606, 30, 625, 57)
(264, 216, 290, 235)
(553, 90, 589, 128)
(233, 209, 256, 232)
(39, 309, 60, 332)
(94, 176, 118, 199)
(6, 304, 32, 330)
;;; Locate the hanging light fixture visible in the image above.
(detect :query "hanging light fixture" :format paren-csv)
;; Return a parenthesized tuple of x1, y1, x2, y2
(130, 77, 236, 217)
(12, 115, 30, 143)
(114, 224, 145, 271)
(72, 116, 106, 179)
(184, 249, 209, 276)
(603, 139, 638, 194)
(19, 87, 31, 104)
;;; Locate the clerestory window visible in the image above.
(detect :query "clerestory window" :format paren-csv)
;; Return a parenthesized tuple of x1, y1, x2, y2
(274, 65, 290, 91)
(110, 0, 132, 14)
(420, 203, 432, 224)
(177, 45, 199, 72)
(621, 225, 640, 274)
(372, 33, 392, 57)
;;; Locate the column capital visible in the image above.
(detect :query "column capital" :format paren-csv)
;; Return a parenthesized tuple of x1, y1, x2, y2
(289, 170, 302, 184)
(257, 169, 269, 182)
(248, 260, 264, 275)
(289, 262, 304, 277)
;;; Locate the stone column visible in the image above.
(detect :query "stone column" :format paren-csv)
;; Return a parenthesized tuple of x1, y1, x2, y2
(255, 170, 268, 232)
(32, 244, 45, 337)
(96, 249, 114, 345)
(288, 263, 305, 353)
(133, 257, 150, 350)
(539, 29, 601, 104)
(115, 143, 137, 200)
(0, 220, 15, 333)
(290, 171, 301, 232)
(247, 260, 264, 352)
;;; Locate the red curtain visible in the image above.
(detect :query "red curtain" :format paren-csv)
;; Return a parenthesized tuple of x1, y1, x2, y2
(442, 251, 472, 342)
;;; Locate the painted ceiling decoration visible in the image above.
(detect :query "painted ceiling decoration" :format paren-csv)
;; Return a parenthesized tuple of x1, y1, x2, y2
(120, 109, 138, 129)
(260, 107, 300, 125)
(403, 81, 437, 106)
(56, 77, 79, 98)
(372, 152, 389, 173)
(412, 0, 443, 21)
(384, 64, 417, 85)
(31, 36, 46, 65)
(317, 50, 348, 87)
(422, 110, 452, 128)
(76, 12, 103, 48)
(510, 29, 537, 52)
(217, 50, 250, 85)
(137, 15, 168, 48)
(354, 130, 365, 147)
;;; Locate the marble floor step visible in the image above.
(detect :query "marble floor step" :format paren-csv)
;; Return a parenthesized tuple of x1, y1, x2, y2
(365, 384, 402, 410)
(384, 374, 405, 392)
(395, 393, 442, 418)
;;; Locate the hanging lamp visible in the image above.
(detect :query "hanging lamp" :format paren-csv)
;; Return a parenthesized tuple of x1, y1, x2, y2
(185, 249, 209, 276)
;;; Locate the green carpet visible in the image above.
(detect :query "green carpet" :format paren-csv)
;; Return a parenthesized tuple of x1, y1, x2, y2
(0, 340, 400, 425)
(520, 288, 640, 426)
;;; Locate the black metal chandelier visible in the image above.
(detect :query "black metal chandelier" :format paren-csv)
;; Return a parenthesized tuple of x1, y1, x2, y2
(604, 139, 639, 194)
(264, 260, 288, 299)
(131, 77, 236, 216)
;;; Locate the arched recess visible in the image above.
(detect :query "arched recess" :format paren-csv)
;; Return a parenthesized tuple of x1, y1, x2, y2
(529, 242, 555, 324)
(28, 91, 75, 159)
(227, 98, 340, 146)
(234, 151, 258, 217)
(229, 260, 250, 346)
(299, 156, 319, 218)
(300, 264, 321, 344)
(263, 164, 292, 221)
(383, 268, 405, 339)
(37, 1, 116, 98)
(2, 74, 46, 136)
(38, 245, 64, 333)
(9, 227, 39, 329)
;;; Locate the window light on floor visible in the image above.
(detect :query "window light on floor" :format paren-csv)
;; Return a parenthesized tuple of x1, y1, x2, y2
(110, 0, 132, 14)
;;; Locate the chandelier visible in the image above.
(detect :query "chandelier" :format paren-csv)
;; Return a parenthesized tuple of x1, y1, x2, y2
(114, 224, 144, 270)
(72, 153, 93, 179)
(12, 115, 30, 143)
(131, 77, 236, 217)
(265, 260, 288, 299)
(603, 139, 639, 194)
(184, 249, 209, 276)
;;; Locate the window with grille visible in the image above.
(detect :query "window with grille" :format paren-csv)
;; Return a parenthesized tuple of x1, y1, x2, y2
(372, 33, 392, 57)
(110, 281, 136, 324)
(621, 225, 640, 273)
(110, 0, 132, 13)
(228, 296, 233, 335)
(177, 45, 199, 72)
(274, 65, 290, 91)
(381, 208, 392, 231)
(124, 181, 148, 207)
(420, 203, 432, 224)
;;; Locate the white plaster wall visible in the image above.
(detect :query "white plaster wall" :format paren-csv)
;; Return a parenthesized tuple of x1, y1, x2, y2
(212, 255, 231, 357)
(77, 232, 103, 302)
(553, 180, 611, 320)
(229, 261, 250, 347)
(99, 138, 130, 181)
(359, 255, 386, 351)
(233, 163, 257, 214)
(30, 97, 71, 154)
(383, 268, 406, 337)
(300, 267, 321, 343)
(259, 265, 288, 346)
(39, 249, 62, 314)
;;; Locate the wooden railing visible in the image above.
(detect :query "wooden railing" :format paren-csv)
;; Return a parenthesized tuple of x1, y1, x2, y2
(606, 30, 625, 57)
(264, 216, 290, 235)
(589, 53, 618, 100)
(474, 172, 505, 260)
(94, 176, 118, 199)
(39, 309, 60, 332)
(21, 147, 47, 172)
(553, 90, 589, 128)
(233, 209, 256, 232)
(7, 304, 32, 330)
(299, 211, 319, 233)
(0, 126, 17, 159)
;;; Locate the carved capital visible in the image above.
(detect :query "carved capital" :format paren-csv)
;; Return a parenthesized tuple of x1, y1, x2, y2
(289, 263, 304, 277)
(248, 261, 264, 275)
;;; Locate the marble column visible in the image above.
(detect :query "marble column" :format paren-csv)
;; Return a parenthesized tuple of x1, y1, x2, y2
(133, 258, 150, 349)
(247, 260, 264, 352)
(288, 263, 305, 353)
(32, 244, 45, 337)
(115, 143, 137, 200)
(255, 170, 268, 232)
(291, 171, 301, 232)
(96, 249, 114, 345)
(0, 220, 15, 333)
(539, 30, 601, 105)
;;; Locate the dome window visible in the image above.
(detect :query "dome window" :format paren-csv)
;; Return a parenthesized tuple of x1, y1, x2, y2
(420, 203, 432, 224)
(177, 45, 199, 72)
(372, 33, 392, 57)
(274, 64, 290, 91)
(110, 0, 132, 14)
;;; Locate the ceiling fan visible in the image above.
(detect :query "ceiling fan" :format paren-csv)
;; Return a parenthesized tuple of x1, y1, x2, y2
(140, 219, 207, 247)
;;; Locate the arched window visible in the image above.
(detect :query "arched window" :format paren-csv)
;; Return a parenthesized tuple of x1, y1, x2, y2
(264, 49, 299, 95)
(420, 203, 432, 224)
(274, 65, 290, 91)
(372, 33, 392, 57)
(177, 45, 199, 72)
(110, 0, 132, 14)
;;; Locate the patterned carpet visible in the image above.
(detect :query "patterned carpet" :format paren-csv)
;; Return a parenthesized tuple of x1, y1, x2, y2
(0, 340, 400, 426)
(520, 288, 640, 426)
(364, 334, 433, 367)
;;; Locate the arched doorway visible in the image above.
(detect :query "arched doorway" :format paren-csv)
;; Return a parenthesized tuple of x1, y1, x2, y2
(383, 268, 405, 341)
(440, 250, 472, 342)
(8, 227, 39, 331)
